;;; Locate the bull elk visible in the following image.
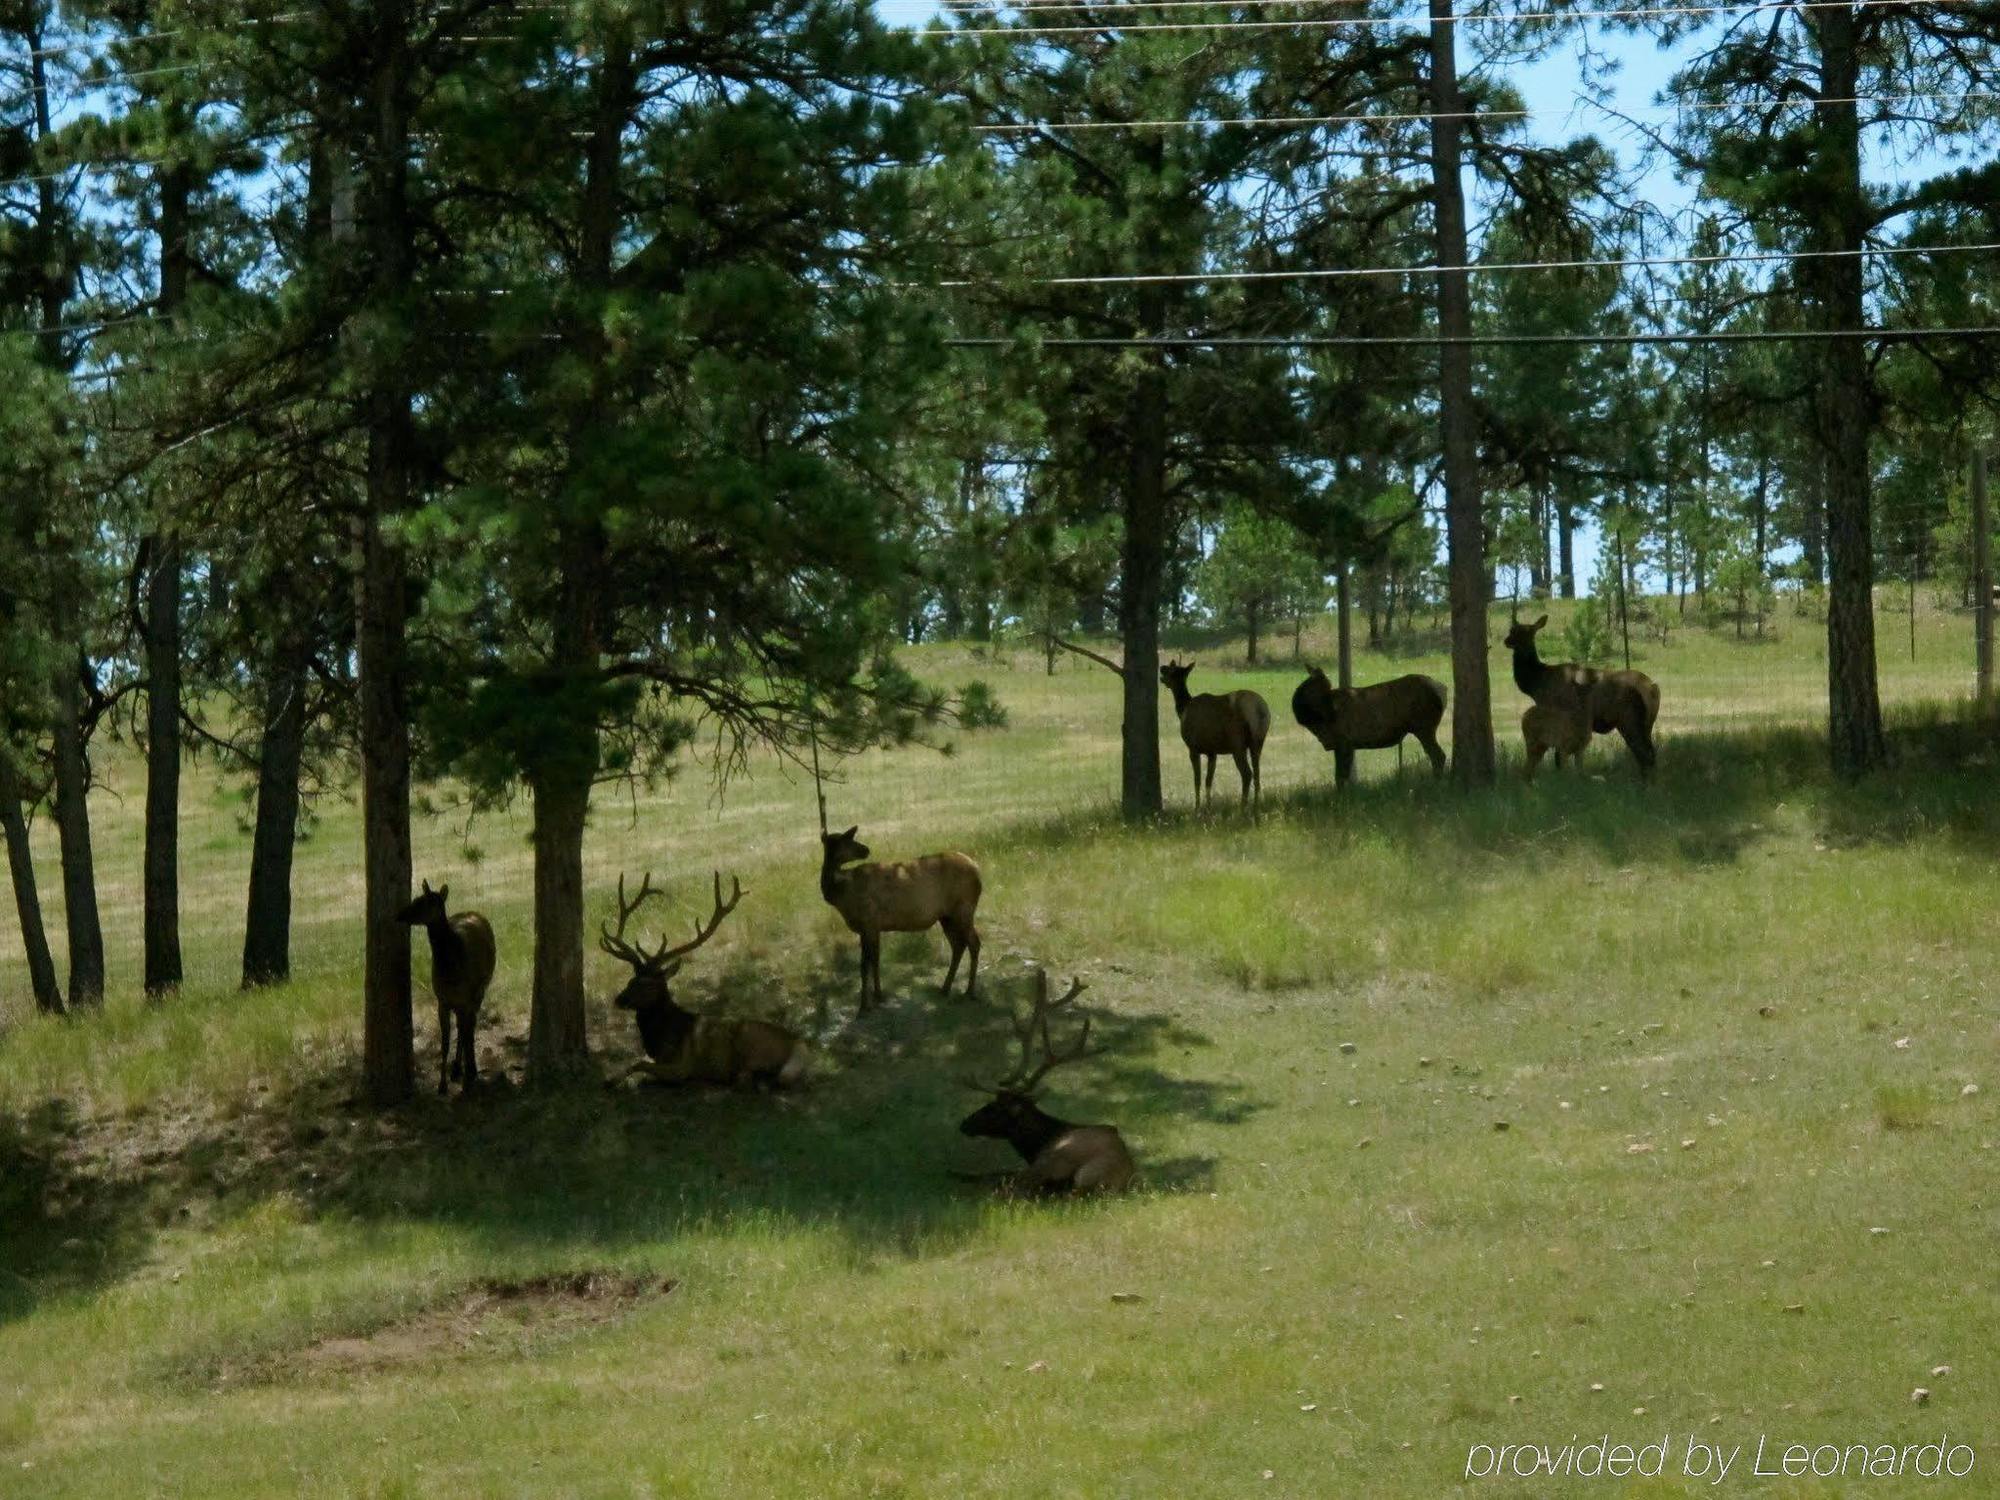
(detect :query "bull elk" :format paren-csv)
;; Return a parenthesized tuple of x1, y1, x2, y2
(1502, 614, 1659, 778)
(395, 880, 497, 1096)
(958, 970, 1135, 1196)
(1290, 667, 1447, 785)
(819, 825, 982, 1010)
(1159, 659, 1271, 809)
(599, 870, 808, 1089)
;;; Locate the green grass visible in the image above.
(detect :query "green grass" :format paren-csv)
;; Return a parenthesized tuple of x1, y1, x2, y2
(2, 593, 1998, 1496)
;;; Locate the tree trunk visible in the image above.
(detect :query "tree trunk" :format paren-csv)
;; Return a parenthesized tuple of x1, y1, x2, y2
(1557, 501, 1576, 599)
(1429, 0, 1494, 786)
(1813, 4, 1887, 776)
(241, 641, 308, 988)
(1120, 365, 1168, 819)
(1245, 597, 1260, 664)
(358, 3, 416, 1105)
(1336, 563, 1353, 689)
(0, 753, 62, 1014)
(1530, 485, 1551, 598)
(528, 762, 592, 1081)
(49, 650, 104, 1009)
(1975, 449, 1992, 707)
(140, 157, 193, 997)
(141, 532, 183, 995)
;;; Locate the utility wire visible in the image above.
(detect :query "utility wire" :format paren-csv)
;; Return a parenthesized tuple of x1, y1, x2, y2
(947, 326, 2000, 347)
(917, 0, 1975, 37)
(934, 239, 2000, 289)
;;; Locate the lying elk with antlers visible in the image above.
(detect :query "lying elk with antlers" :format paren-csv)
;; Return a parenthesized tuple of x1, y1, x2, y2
(958, 971, 1135, 1196)
(600, 870, 809, 1089)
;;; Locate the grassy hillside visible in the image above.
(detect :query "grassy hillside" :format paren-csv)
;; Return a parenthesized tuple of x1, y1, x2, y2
(2, 594, 1997, 1496)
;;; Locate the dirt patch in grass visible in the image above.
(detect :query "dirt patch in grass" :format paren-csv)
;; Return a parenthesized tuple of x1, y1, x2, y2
(287, 1271, 676, 1377)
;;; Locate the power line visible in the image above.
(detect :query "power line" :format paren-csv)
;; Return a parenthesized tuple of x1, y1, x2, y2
(946, 326, 2000, 347)
(936, 239, 2000, 288)
(974, 89, 2000, 132)
(917, 0, 1974, 37)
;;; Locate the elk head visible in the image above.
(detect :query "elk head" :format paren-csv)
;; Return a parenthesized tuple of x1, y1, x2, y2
(598, 869, 745, 1013)
(1158, 659, 1193, 693)
(395, 879, 449, 927)
(820, 825, 869, 868)
(960, 970, 1093, 1142)
(1501, 614, 1549, 652)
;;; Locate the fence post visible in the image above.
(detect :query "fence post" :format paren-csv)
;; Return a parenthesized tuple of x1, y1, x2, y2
(1975, 449, 1992, 708)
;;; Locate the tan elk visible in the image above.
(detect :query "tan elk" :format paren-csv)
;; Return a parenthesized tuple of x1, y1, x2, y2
(599, 870, 809, 1089)
(1290, 667, 1447, 785)
(1520, 700, 1591, 780)
(1159, 659, 1271, 809)
(958, 971, 1135, 1196)
(819, 825, 982, 1010)
(1502, 614, 1659, 778)
(396, 880, 497, 1096)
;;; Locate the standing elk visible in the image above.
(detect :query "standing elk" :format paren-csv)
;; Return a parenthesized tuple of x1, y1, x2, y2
(958, 970, 1135, 1196)
(1290, 667, 1447, 785)
(819, 825, 982, 1010)
(1520, 701, 1591, 780)
(600, 870, 809, 1088)
(395, 879, 497, 1096)
(1502, 614, 1659, 778)
(1159, 659, 1271, 809)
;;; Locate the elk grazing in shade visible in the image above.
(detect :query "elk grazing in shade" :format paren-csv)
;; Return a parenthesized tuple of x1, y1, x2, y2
(1502, 614, 1659, 778)
(600, 870, 809, 1089)
(1520, 701, 1591, 780)
(1290, 667, 1448, 785)
(395, 880, 497, 1096)
(819, 826, 983, 1010)
(959, 971, 1135, 1196)
(1159, 659, 1271, 809)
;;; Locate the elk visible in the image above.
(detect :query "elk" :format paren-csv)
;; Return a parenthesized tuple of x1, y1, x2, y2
(599, 870, 808, 1089)
(1290, 667, 1447, 785)
(819, 826, 982, 1010)
(1502, 614, 1659, 778)
(1159, 659, 1271, 809)
(1520, 700, 1591, 780)
(395, 880, 497, 1096)
(958, 970, 1135, 1196)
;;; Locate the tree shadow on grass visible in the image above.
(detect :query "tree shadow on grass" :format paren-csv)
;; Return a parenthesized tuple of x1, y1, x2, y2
(0, 966, 1247, 1328)
(989, 704, 2000, 879)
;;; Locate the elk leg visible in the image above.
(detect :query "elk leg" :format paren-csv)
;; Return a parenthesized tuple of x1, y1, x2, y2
(1188, 749, 1202, 807)
(1525, 742, 1546, 781)
(1203, 755, 1218, 806)
(437, 1000, 452, 1094)
(964, 924, 980, 997)
(941, 918, 965, 995)
(1232, 748, 1251, 808)
(862, 933, 882, 1008)
(1418, 728, 1447, 777)
(1335, 745, 1355, 786)
(460, 1009, 478, 1088)
(1250, 742, 1262, 806)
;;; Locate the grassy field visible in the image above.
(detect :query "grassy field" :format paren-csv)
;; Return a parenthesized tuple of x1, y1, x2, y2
(2, 592, 1998, 1496)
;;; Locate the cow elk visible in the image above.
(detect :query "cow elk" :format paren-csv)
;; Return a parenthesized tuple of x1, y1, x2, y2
(395, 880, 497, 1096)
(1290, 667, 1447, 785)
(958, 971, 1136, 1196)
(1502, 614, 1659, 778)
(819, 825, 982, 1010)
(1159, 659, 1271, 809)
(599, 870, 809, 1089)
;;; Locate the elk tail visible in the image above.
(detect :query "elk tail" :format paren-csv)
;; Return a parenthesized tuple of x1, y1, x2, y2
(779, 1041, 810, 1088)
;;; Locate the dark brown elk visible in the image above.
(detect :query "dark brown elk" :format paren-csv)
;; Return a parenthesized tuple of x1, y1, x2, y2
(1520, 701, 1590, 780)
(395, 880, 497, 1096)
(819, 826, 982, 1010)
(1290, 668, 1447, 785)
(959, 971, 1135, 1196)
(1502, 615, 1658, 778)
(1159, 660, 1271, 809)
(600, 870, 808, 1088)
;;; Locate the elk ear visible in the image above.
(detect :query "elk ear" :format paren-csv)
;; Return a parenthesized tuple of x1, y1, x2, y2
(842, 825, 858, 841)
(438, 883, 449, 905)
(420, 878, 432, 895)
(1532, 614, 1548, 630)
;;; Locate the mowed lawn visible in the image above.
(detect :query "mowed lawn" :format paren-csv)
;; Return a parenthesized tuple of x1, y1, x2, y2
(2, 594, 1998, 1497)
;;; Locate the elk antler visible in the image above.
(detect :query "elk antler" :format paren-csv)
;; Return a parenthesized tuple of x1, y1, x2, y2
(655, 871, 745, 970)
(599, 871, 671, 972)
(1000, 968, 1092, 1093)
